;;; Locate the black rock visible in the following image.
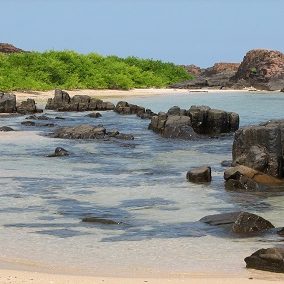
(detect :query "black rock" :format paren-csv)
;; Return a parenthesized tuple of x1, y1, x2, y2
(47, 147, 70, 157)
(82, 217, 121, 225)
(0, 126, 14, 132)
(245, 247, 284, 273)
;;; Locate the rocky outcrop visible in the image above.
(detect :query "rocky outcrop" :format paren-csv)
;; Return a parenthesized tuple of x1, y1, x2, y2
(51, 124, 134, 140)
(148, 105, 239, 139)
(0, 93, 16, 113)
(86, 112, 102, 118)
(0, 43, 25, 53)
(224, 165, 284, 191)
(45, 90, 115, 111)
(21, 121, 55, 127)
(114, 101, 156, 119)
(200, 211, 274, 236)
(172, 63, 240, 89)
(232, 49, 284, 91)
(181, 64, 202, 76)
(17, 99, 42, 114)
(245, 247, 284, 273)
(186, 166, 211, 183)
(232, 120, 284, 178)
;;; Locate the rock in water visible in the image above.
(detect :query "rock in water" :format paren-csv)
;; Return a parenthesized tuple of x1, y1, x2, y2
(148, 105, 239, 139)
(186, 166, 212, 183)
(232, 120, 284, 178)
(232, 212, 274, 234)
(82, 217, 121, 225)
(224, 165, 284, 191)
(0, 93, 16, 113)
(245, 247, 284, 273)
(200, 211, 274, 236)
(86, 112, 102, 118)
(53, 125, 106, 139)
(47, 147, 69, 157)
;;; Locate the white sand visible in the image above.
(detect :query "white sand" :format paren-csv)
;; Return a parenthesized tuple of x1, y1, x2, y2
(0, 269, 283, 284)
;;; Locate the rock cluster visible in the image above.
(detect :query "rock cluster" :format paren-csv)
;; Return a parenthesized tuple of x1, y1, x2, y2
(17, 99, 42, 114)
(114, 101, 156, 119)
(149, 105, 239, 138)
(45, 89, 115, 111)
(52, 124, 134, 140)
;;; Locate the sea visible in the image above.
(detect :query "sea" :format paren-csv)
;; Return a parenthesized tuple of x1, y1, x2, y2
(0, 91, 283, 279)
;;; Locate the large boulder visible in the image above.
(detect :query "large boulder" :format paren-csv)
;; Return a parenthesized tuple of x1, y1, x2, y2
(16, 99, 42, 114)
(232, 49, 284, 91)
(224, 165, 284, 191)
(232, 120, 284, 178)
(245, 247, 284, 273)
(148, 105, 239, 139)
(0, 93, 16, 113)
(45, 90, 115, 111)
(200, 211, 274, 236)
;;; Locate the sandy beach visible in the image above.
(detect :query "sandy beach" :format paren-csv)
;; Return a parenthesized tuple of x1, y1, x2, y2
(1, 269, 284, 284)
(13, 88, 268, 106)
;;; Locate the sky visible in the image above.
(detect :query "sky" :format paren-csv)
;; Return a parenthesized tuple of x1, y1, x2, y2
(1, 0, 283, 67)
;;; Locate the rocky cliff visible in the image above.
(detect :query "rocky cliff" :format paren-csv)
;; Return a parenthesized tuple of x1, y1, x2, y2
(0, 43, 25, 53)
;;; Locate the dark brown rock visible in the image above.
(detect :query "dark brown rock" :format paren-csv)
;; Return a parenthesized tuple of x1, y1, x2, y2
(86, 112, 102, 118)
(232, 120, 284, 178)
(17, 99, 42, 114)
(186, 166, 212, 183)
(200, 211, 274, 236)
(245, 247, 284, 273)
(0, 93, 16, 113)
(224, 165, 284, 191)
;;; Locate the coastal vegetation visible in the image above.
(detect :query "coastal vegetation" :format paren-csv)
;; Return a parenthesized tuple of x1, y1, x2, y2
(0, 50, 191, 91)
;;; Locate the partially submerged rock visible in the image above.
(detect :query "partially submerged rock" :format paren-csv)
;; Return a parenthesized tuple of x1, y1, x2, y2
(200, 211, 274, 236)
(47, 147, 69, 157)
(232, 120, 284, 178)
(0, 93, 16, 113)
(51, 124, 134, 140)
(149, 105, 239, 139)
(21, 121, 55, 127)
(245, 247, 284, 273)
(186, 166, 212, 183)
(45, 89, 115, 111)
(0, 126, 14, 132)
(114, 101, 156, 119)
(25, 115, 50, 120)
(85, 112, 102, 118)
(82, 217, 121, 225)
(224, 165, 284, 191)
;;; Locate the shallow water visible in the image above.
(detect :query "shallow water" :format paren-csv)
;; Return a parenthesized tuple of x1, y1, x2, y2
(0, 91, 284, 278)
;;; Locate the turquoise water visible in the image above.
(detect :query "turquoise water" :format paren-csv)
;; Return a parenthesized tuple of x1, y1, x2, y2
(0, 91, 283, 278)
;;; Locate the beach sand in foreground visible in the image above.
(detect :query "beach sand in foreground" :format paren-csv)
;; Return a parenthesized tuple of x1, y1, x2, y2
(0, 269, 283, 284)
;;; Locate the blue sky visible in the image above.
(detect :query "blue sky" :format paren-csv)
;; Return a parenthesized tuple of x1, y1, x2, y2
(1, 0, 283, 67)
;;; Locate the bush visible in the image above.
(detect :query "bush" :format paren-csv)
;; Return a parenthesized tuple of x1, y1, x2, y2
(0, 51, 191, 91)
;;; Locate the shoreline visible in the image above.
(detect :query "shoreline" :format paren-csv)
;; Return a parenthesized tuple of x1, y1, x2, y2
(12, 88, 279, 105)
